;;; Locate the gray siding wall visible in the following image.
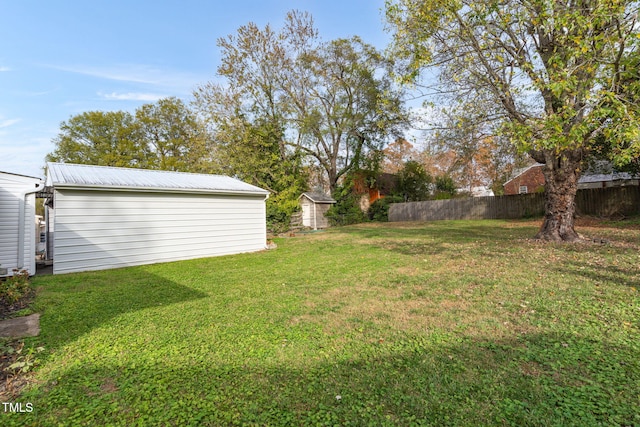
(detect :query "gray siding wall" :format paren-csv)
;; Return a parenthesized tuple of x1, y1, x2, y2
(0, 174, 39, 276)
(53, 189, 267, 274)
(314, 204, 332, 228)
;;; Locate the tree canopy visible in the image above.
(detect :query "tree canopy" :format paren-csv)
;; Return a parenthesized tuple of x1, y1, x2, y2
(386, 0, 640, 241)
(46, 97, 211, 173)
(46, 110, 142, 168)
(194, 10, 409, 193)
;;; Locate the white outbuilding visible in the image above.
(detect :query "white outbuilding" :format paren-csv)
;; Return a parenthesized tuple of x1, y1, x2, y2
(0, 171, 44, 277)
(45, 163, 269, 274)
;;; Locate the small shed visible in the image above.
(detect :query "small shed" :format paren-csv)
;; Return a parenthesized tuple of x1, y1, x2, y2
(45, 163, 269, 274)
(299, 192, 336, 230)
(0, 171, 44, 276)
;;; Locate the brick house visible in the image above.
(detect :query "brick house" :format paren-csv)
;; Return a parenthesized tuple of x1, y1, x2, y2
(503, 164, 545, 195)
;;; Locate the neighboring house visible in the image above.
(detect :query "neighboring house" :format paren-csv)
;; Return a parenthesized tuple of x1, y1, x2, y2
(503, 164, 546, 195)
(576, 161, 639, 189)
(353, 172, 399, 210)
(503, 162, 639, 195)
(299, 192, 336, 230)
(44, 163, 269, 274)
(0, 171, 44, 276)
(470, 186, 495, 197)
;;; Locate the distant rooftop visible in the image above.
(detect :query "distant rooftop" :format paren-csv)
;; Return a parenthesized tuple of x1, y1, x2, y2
(506, 161, 638, 185)
(45, 163, 269, 196)
(300, 192, 336, 203)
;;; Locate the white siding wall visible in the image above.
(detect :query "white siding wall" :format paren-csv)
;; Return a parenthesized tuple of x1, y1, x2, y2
(53, 189, 267, 274)
(0, 174, 39, 276)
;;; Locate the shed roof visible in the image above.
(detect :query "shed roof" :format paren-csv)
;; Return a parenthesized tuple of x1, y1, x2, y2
(46, 163, 269, 196)
(299, 192, 336, 204)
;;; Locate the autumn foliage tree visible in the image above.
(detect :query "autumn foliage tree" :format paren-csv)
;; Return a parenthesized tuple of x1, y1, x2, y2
(386, 0, 640, 241)
(382, 138, 420, 173)
(426, 109, 527, 194)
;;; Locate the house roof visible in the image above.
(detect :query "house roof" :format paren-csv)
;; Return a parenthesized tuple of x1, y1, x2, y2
(45, 163, 269, 196)
(503, 163, 543, 187)
(0, 170, 43, 181)
(299, 192, 336, 204)
(578, 171, 637, 184)
(578, 160, 637, 183)
(503, 161, 637, 187)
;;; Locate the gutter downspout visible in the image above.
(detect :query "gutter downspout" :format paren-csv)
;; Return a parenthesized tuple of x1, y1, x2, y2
(18, 181, 44, 271)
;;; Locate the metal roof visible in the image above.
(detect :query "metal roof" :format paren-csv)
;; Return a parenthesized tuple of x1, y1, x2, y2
(46, 163, 269, 196)
(0, 170, 43, 181)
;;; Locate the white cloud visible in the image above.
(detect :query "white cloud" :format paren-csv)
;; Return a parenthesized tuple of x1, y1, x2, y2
(45, 63, 160, 84)
(44, 63, 206, 94)
(98, 92, 165, 101)
(0, 66, 10, 72)
(0, 118, 20, 128)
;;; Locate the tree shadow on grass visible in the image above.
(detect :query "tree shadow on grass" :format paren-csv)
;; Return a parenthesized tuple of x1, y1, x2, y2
(11, 332, 639, 427)
(29, 266, 208, 356)
(552, 260, 639, 289)
(346, 221, 533, 241)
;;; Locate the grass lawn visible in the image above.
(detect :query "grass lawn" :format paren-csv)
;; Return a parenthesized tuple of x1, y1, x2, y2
(4, 218, 640, 426)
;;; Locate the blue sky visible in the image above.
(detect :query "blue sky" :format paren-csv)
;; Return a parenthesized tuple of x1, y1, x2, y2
(0, 0, 391, 178)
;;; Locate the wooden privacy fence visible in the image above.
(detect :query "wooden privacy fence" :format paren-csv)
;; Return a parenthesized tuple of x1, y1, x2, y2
(389, 186, 640, 222)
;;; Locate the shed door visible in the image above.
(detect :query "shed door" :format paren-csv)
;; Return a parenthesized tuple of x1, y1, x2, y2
(301, 202, 311, 227)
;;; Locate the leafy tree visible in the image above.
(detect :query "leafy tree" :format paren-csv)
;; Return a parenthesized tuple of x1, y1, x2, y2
(46, 111, 143, 167)
(397, 160, 433, 201)
(592, 46, 640, 176)
(135, 97, 212, 173)
(47, 98, 212, 173)
(386, 0, 640, 241)
(214, 115, 307, 232)
(290, 36, 408, 191)
(195, 11, 409, 193)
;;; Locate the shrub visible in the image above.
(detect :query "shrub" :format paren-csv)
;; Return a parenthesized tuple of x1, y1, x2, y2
(368, 196, 404, 221)
(398, 161, 432, 201)
(0, 269, 32, 306)
(266, 193, 302, 234)
(433, 174, 457, 199)
(326, 182, 366, 226)
(326, 196, 366, 226)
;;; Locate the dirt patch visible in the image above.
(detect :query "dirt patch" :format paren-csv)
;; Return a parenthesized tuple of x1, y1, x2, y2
(0, 289, 35, 321)
(0, 290, 39, 400)
(0, 340, 34, 400)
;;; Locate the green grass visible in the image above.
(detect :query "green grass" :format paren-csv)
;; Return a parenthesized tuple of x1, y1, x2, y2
(6, 219, 640, 426)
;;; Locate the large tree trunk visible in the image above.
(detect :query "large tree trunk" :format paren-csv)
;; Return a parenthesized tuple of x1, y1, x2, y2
(532, 149, 584, 242)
